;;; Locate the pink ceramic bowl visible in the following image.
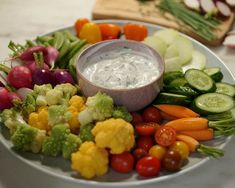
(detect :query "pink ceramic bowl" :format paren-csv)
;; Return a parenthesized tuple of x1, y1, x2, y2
(76, 40, 165, 111)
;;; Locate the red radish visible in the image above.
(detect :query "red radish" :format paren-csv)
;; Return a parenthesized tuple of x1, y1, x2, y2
(223, 34, 235, 48)
(32, 69, 52, 85)
(200, 0, 217, 14)
(43, 47, 59, 68)
(16, 88, 33, 100)
(20, 46, 46, 62)
(8, 92, 22, 103)
(0, 87, 12, 110)
(52, 69, 75, 85)
(216, 1, 232, 18)
(26, 61, 49, 73)
(226, 0, 235, 8)
(183, 0, 200, 11)
(7, 66, 33, 89)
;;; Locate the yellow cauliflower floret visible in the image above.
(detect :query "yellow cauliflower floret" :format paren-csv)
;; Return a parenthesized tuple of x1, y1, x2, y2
(67, 96, 86, 133)
(71, 141, 109, 179)
(92, 118, 135, 154)
(28, 107, 51, 132)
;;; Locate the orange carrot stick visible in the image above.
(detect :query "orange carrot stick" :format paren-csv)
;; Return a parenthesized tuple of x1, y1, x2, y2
(154, 105, 199, 119)
(176, 134, 199, 152)
(179, 128, 214, 141)
(164, 117, 208, 131)
(160, 111, 177, 121)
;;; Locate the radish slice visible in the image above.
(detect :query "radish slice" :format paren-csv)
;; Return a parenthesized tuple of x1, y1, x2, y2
(216, 1, 231, 18)
(200, 0, 217, 14)
(183, 0, 200, 11)
(223, 35, 235, 49)
(226, 0, 235, 8)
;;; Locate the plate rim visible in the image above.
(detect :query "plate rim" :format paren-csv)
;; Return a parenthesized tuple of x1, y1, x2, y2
(0, 19, 234, 187)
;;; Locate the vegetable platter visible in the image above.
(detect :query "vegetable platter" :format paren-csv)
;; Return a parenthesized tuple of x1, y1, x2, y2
(0, 18, 235, 188)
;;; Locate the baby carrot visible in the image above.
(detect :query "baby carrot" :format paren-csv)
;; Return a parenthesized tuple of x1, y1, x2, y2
(154, 105, 199, 119)
(160, 111, 177, 121)
(164, 117, 208, 131)
(179, 128, 214, 141)
(176, 134, 224, 158)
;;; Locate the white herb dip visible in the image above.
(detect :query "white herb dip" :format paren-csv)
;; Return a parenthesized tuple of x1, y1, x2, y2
(82, 48, 160, 89)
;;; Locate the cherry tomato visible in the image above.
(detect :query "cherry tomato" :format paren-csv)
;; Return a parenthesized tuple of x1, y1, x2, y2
(131, 112, 144, 125)
(98, 24, 121, 40)
(154, 126, 176, 147)
(74, 18, 90, 36)
(162, 150, 183, 172)
(135, 122, 160, 136)
(136, 156, 161, 177)
(148, 145, 167, 161)
(169, 141, 189, 160)
(111, 152, 134, 173)
(79, 22, 102, 44)
(123, 23, 148, 41)
(137, 136, 154, 152)
(133, 148, 148, 161)
(142, 106, 162, 123)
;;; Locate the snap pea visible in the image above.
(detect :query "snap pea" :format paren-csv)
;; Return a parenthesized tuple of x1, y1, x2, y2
(26, 40, 36, 47)
(58, 39, 71, 59)
(36, 36, 53, 44)
(63, 30, 78, 42)
(53, 32, 65, 50)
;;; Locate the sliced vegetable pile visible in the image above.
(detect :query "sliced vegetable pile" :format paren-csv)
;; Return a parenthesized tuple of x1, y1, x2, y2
(0, 18, 235, 180)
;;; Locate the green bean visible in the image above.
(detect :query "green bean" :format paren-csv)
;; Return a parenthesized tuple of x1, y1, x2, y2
(53, 32, 65, 50)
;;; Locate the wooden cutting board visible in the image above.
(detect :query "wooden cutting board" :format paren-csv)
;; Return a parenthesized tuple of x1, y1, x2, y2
(92, 0, 235, 46)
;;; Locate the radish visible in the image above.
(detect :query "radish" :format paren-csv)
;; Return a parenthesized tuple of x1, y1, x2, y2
(26, 61, 49, 73)
(216, 1, 232, 18)
(43, 47, 59, 68)
(225, 0, 235, 8)
(52, 69, 75, 85)
(16, 88, 33, 101)
(7, 66, 33, 89)
(223, 35, 235, 48)
(8, 92, 22, 103)
(200, 0, 217, 14)
(0, 87, 12, 110)
(183, 0, 200, 11)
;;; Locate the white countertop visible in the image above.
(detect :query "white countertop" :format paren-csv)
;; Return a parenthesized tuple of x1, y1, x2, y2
(0, 0, 235, 188)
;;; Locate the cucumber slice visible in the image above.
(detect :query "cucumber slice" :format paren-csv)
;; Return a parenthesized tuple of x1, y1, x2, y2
(154, 92, 191, 105)
(164, 56, 182, 72)
(164, 86, 198, 97)
(169, 78, 188, 87)
(163, 71, 184, 85)
(154, 29, 179, 45)
(143, 36, 167, 57)
(164, 44, 179, 59)
(182, 51, 206, 73)
(204, 67, 223, 82)
(192, 93, 234, 114)
(216, 82, 235, 97)
(185, 69, 216, 93)
(172, 36, 193, 65)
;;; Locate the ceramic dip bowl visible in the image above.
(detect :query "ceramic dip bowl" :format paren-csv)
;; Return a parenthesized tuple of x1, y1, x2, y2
(76, 39, 165, 111)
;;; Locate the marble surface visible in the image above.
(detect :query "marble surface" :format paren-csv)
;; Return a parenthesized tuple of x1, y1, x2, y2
(0, 0, 235, 188)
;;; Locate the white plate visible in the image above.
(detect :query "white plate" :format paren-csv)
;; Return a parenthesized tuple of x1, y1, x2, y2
(0, 20, 235, 188)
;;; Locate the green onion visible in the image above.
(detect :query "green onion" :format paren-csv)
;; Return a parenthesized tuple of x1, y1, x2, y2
(158, 0, 219, 41)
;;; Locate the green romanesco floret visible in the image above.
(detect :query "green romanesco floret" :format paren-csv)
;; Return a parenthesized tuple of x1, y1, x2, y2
(1, 108, 26, 134)
(112, 106, 133, 122)
(42, 123, 70, 156)
(22, 93, 36, 117)
(11, 124, 46, 153)
(48, 105, 72, 126)
(45, 89, 63, 106)
(79, 123, 95, 142)
(54, 83, 77, 101)
(78, 92, 114, 125)
(33, 84, 53, 106)
(62, 133, 82, 159)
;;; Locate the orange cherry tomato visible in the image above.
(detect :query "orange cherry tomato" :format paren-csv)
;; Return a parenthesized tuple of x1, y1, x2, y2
(74, 18, 90, 36)
(155, 126, 176, 147)
(123, 23, 148, 41)
(79, 22, 102, 44)
(99, 24, 121, 40)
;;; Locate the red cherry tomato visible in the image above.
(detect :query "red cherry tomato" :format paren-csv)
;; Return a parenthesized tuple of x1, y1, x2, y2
(135, 122, 160, 136)
(136, 156, 161, 177)
(111, 152, 134, 173)
(155, 126, 176, 147)
(131, 112, 144, 125)
(133, 148, 148, 161)
(137, 136, 154, 152)
(142, 106, 162, 123)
